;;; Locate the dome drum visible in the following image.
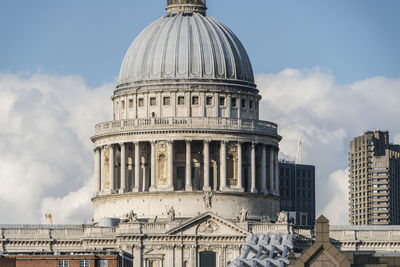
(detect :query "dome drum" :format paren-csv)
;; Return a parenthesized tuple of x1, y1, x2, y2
(92, 0, 282, 224)
(92, 138, 280, 221)
(110, 90, 261, 121)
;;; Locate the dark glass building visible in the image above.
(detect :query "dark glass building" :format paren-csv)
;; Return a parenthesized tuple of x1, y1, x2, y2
(279, 160, 315, 227)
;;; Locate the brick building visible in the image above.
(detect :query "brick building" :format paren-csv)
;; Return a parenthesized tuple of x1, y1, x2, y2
(0, 251, 132, 267)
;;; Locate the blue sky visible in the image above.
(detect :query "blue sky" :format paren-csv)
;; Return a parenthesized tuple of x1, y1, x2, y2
(1, 0, 400, 86)
(1, 1, 400, 224)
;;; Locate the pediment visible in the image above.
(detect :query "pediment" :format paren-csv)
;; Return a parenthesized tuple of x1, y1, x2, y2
(166, 212, 249, 236)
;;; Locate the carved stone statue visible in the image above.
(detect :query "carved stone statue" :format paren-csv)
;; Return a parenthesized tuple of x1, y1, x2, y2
(203, 190, 213, 208)
(240, 207, 248, 223)
(128, 210, 138, 222)
(277, 211, 288, 223)
(168, 206, 176, 222)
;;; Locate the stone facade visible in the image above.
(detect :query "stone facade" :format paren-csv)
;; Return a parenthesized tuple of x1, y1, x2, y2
(2, 1, 285, 266)
(91, 0, 281, 224)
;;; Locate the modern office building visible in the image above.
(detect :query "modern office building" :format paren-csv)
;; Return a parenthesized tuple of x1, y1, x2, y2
(279, 161, 316, 227)
(349, 130, 400, 225)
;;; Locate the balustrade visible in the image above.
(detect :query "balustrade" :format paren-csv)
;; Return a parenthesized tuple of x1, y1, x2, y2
(95, 117, 278, 136)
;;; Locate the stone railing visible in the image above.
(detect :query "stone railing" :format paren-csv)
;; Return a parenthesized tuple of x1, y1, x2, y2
(250, 223, 290, 235)
(0, 225, 85, 239)
(94, 117, 278, 136)
(330, 225, 400, 242)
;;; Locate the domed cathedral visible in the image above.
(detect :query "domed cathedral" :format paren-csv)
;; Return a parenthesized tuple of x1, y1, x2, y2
(91, 0, 282, 265)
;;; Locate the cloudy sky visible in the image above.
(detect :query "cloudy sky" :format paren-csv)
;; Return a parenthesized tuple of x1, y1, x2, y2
(0, 0, 399, 225)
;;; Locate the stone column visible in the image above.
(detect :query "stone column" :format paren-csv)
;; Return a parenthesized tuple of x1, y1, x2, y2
(203, 140, 211, 191)
(167, 140, 174, 191)
(134, 141, 140, 192)
(275, 150, 279, 195)
(186, 140, 193, 191)
(220, 141, 227, 191)
(94, 147, 101, 194)
(109, 144, 115, 192)
(269, 148, 274, 194)
(150, 141, 156, 191)
(251, 143, 257, 193)
(261, 144, 267, 194)
(101, 146, 105, 192)
(119, 143, 126, 193)
(133, 244, 142, 267)
(237, 142, 244, 191)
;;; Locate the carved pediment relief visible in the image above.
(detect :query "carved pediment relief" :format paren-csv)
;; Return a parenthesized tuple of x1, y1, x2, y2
(166, 212, 249, 237)
(197, 220, 219, 234)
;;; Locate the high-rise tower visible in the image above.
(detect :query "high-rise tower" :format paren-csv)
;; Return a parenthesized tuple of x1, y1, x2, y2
(349, 131, 400, 225)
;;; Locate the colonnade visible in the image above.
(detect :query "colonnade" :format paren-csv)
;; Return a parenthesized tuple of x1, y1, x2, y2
(94, 140, 279, 196)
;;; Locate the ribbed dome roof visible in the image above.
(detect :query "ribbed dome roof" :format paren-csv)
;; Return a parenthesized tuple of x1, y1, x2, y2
(118, 11, 255, 87)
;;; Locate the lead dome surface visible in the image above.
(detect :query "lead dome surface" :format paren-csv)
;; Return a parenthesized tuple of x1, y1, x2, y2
(118, 11, 255, 87)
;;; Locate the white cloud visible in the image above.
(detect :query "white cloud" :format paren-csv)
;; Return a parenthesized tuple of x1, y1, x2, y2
(0, 69, 399, 225)
(0, 72, 111, 223)
(256, 68, 400, 224)
(320, 169, 349, 225)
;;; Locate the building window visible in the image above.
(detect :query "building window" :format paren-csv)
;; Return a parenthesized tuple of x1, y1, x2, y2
(121, 100, 125, 109)
(178, 96, 185, 105)
(206, 96, 213, 105)
(98, 260, 108, 267)
(231, 97, 237, 107)
(80, 259, 89, 267)
(192, 96, 199, 105)
(249, 100, 253, 109)
(59, 260, 69, 267)
(241, 99, 246, 108)
(219, 97, 225, 106)
(150, 97, 156, 106)
(163, 96, 170, 105)
(138, 98, 144, 107)
(129, 99, 133, 108)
